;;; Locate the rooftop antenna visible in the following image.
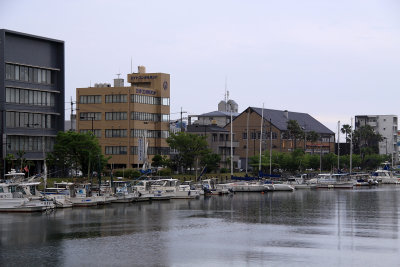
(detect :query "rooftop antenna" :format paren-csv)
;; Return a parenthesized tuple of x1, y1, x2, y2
(130, 57, 133, 73)
(116, 73, 121, 79)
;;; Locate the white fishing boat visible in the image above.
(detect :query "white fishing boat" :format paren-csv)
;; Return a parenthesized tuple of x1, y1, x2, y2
(370, 169, 400, 184)
(151, 178, 199, 199)
(263, 182, 295, 191)
(99, 183, 118, 203)
(43, 182, 74, 208)
(112, 181, 137, 203)
(351, 173, 378, 186)
(180, 181, 204, 196)
(70, 184, 98, 206)
(0, 182, 54, 212)
(4, 169, 26, 182)
(230, 181, 265, 192)
(202, 178, 227, 195)
(287, 175, 314, 189)
(309, 174, 353, 189)
(132, 180, 153, 201)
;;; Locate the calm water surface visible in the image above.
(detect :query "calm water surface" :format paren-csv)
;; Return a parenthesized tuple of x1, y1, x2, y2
(1, 186, 400, 266)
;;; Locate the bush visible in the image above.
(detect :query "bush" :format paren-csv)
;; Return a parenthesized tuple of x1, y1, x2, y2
(159, 168, 172, 176)
(220, 168, 228, 173)
(113, 168, 141, 179)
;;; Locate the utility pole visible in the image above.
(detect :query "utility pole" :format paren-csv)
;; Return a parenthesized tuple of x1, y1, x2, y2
(70, 96, 75, 131)
(180, 107, 187, 132)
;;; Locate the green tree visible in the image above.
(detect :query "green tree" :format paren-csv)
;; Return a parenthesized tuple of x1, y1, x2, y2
(47, 131, 108, 178)
(322, 153, 337, 172)
(341, 124, 352, 143)
(16, 150, 26, 172)
(5, 153, 15, 172)
(306, 131, 319, 154)
(286, 120, 304, 150)
(152, 154, 169, 167)
(167, 132, 209, 173)
(201, 153, 221, 173)
(353, 125, 383, 155)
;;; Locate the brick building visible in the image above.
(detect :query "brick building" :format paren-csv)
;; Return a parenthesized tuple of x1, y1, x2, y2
(226, 107, 335, 170)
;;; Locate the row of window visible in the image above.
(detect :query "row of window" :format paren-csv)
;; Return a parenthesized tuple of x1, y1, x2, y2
(6, 135, 54, 152)
(105, 146, 169, 155)
(105, 112, 127, 121)
(79, 94, 170, 106)
(242, 132, 278, 140)
(105, 146, 127, 155)
(131, 112, 169, 122)
(131, 94, 169, 106)
(80, 112, 102, 121)
(80, 129, 101, 138)
(105, 94, 127, 103)
(79, 112, 170, 122)
(80, 95, 101, 104)
(6, 87, 56, 107)
(131, 146, 170, 155)
(105, 129, 127, 138)
(131, 129, 170, 138)
(6, 111, 54, 129)
(79, 129, 170, 139)
(6, 63, 53, 85)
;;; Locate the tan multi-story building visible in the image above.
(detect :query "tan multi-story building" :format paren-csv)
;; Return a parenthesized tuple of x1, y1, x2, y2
(77, 66, 170, 169)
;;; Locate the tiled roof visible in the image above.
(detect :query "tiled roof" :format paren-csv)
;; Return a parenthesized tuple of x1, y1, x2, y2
(250, 107, 334, 134)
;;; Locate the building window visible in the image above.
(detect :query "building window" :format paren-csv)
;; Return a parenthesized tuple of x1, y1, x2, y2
(6, 135, 54, 152)
(80, 112, 101, 120)
(105, 146, 127, 155)
(131, 112, 169, 122)
(130, 146, 169, 155)
(105, 129, 127, 138)
(130, 129, 169, 138)
(131, 94, 170, 106)
(80, 95, 102, 104)
(5, 63, 53, 85)
(105, 112, 127, 120)
(105, 94, 127, 103)
(6, 111, 54, 128)
(80, 129, 101, 138)
(6, 87, 56, 107)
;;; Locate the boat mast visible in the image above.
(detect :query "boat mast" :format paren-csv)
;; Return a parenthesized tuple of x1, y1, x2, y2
(246, 108, 249, 175)
(350, 117, 353, 174)
(337, 121, 340, 172)
(259, 103, 264, 174)
(269, 118, 272, 176)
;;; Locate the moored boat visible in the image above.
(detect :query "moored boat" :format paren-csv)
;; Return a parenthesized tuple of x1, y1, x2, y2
(0, 182, 54, 212)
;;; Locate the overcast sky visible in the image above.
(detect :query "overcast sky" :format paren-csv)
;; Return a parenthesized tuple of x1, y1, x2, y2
(1, 0, 400, 140)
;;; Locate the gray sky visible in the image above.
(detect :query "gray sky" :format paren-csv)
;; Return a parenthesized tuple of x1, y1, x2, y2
(1, 0, 400, 139)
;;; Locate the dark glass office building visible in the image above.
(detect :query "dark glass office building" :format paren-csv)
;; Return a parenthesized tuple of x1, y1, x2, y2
(0, 29, 64, 176)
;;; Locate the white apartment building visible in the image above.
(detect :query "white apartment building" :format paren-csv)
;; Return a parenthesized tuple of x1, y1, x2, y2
(355, 115, 398, 162)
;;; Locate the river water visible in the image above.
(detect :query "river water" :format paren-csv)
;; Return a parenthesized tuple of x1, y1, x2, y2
(1, 186, 400, 267)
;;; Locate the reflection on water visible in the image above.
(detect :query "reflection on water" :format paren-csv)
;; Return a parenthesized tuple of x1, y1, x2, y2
(1, 186, 400, 266)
